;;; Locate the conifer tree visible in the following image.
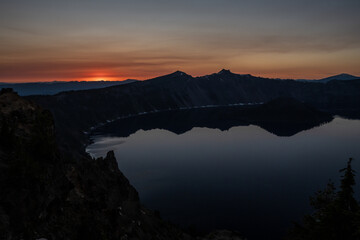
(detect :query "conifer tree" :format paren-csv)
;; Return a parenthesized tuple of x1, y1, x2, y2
(338, 158, 358, 212)
(287, 158, 360, 240)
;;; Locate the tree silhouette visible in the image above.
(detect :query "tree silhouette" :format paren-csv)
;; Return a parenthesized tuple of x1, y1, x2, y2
(287, 158, 360, 240)
(338, 158, 358, 212)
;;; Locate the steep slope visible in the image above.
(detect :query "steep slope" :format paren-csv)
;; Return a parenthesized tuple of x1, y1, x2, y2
(0, 89, 194, 240)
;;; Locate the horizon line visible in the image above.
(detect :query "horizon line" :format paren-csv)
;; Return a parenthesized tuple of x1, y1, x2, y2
(0, 70, 358, 84)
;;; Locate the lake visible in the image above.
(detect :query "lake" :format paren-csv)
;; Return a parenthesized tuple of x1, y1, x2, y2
(86, 113, 360, 240)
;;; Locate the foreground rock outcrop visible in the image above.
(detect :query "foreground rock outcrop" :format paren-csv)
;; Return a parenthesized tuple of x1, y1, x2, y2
(0, 89, 196, 240)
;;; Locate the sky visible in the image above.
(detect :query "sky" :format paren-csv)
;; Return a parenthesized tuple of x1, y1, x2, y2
(1, 0, 360, 82)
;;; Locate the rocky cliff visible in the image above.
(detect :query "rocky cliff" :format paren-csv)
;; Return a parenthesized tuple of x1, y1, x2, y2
(0, 89, 199, 240)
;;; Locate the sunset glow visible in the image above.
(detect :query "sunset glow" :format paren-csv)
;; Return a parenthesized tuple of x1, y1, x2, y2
(1, 0, 360, 82)
(82, 72, 120, 82)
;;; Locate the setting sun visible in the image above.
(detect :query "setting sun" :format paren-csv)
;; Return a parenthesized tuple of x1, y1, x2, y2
(83, 72, 120, 81)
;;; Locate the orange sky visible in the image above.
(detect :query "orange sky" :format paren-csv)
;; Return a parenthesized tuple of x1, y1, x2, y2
(1, 0, 360, 82)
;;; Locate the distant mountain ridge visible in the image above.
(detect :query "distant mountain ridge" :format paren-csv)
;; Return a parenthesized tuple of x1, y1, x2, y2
(0, 79, 137, 96)
(297, 73, 360, 83)
(317, 73, 360, 83)
(2, 71, 358, 96)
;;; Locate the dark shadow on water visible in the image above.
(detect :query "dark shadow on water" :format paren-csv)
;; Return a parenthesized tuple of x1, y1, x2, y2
(92, 98, 334, 137)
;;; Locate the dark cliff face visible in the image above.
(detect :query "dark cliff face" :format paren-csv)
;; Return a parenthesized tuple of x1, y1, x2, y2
(0, 89, 191, 240)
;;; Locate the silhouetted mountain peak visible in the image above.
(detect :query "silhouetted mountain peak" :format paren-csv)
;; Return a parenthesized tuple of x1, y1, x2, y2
(170, 70, 190, 77)
(319, 73, 359, 83)
(339, 73, 354, 77)
(144, 71, 192, 84)
(217, 69, 233, 75)
(332, 73, 356, 79)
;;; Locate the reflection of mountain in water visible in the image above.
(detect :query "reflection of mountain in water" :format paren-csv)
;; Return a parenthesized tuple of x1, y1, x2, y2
(93, 98, 334, 137)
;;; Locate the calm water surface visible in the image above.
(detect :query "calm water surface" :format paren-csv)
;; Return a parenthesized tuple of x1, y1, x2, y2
(86, 116, 360, 240)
